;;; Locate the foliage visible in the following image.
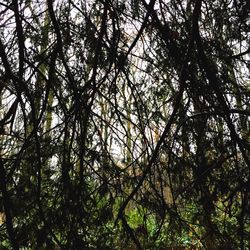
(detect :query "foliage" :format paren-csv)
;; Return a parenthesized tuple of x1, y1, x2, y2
(0, 0, 249, 249)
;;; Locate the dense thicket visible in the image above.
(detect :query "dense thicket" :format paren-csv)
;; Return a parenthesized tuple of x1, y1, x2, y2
(0, 0, 249, 249)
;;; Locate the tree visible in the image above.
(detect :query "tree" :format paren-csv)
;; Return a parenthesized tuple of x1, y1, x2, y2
(0, 0, 249, 249)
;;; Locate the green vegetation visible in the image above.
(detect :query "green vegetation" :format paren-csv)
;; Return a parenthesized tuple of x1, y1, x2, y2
(0, 0, 249, 249)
